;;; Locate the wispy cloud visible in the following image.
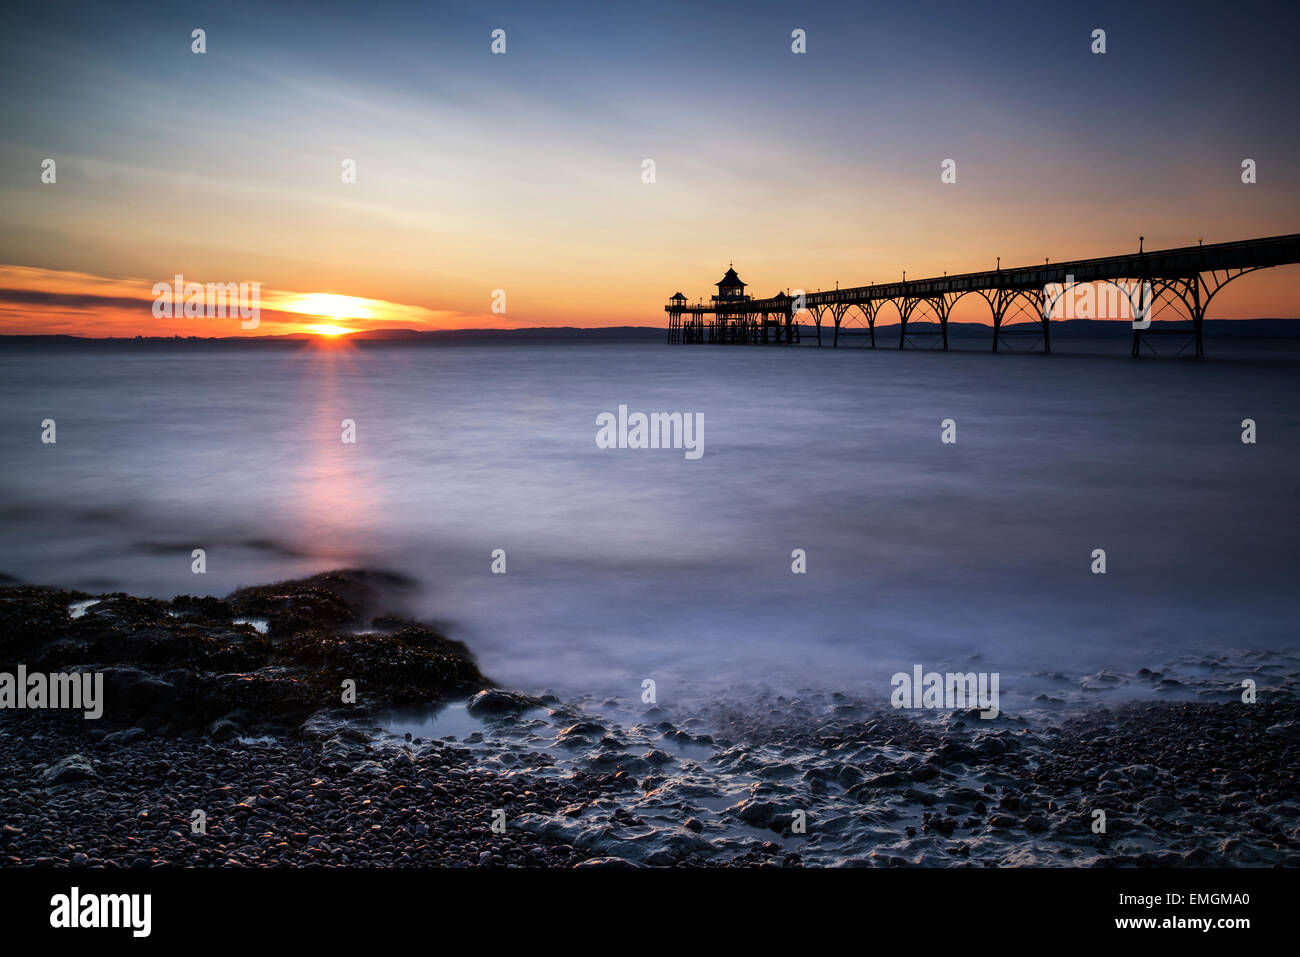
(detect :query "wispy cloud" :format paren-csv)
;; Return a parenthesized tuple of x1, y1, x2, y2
(0, 266, 478, 336)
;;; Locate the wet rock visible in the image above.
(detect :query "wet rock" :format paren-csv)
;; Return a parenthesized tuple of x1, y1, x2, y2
(41, 754, 96, 786)
(554, 721, 604, 746)
(611, 770, 637, 789)
(1121, 764, 1159, 783)
(833, 765, 864, 787)
(923, 814, 957, 836)
(936, 742, 978, 765)
(1138, 795, 1179, 817)
(1265, 721, 1300, 742)
(729, 798, 780, 827)
(208, 718, 240, 742)
(1080, 671, 1125, 691)
(862, 770, 906, 788)
(467, 689, 543, 717)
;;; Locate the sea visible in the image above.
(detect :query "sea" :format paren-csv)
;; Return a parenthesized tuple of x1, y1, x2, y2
(2, 336, 1298, 712)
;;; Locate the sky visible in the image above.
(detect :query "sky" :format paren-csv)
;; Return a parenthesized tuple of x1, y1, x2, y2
(1, 0, 1298, 336)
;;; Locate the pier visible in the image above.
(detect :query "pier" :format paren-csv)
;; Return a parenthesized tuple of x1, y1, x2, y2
(665, 233, 1300, 356)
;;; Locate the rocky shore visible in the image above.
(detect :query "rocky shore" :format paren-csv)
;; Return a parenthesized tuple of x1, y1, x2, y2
(0, 570, 610, 866)
(2, 571, 1298, 867)
(0, 713, 596, 867)
(0, 569, 486, 737)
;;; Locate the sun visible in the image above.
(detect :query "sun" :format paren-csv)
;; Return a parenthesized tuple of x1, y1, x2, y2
(278, 292, 374, 336)
(307, 323, 357, 337)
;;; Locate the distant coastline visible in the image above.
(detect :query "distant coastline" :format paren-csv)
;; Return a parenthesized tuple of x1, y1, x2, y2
(0, 325, 666, 345)
(3, 318, 1300, 345)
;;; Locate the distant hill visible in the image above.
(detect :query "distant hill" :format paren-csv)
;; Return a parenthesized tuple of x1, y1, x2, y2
(0, 326, 666, 345)
(1, 319, 1298, 346)
(341, 326, 666, 342)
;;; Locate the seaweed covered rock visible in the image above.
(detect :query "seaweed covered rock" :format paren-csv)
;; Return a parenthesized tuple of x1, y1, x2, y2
(0, 570, 489, 737)
(0, 585, 76, 658)
(227, 569, 415, 638)
(281, 628, 485, 705)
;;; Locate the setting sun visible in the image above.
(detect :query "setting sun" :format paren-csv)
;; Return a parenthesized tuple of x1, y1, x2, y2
(307, 323, 357, 336)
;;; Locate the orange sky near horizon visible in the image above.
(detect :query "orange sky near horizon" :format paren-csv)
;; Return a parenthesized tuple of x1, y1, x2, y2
(1, 255, 1298, 338)
(0, 266, 473, 337)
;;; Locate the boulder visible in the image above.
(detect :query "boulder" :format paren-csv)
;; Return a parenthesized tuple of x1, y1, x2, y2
(41, 754, 96, 786)
(466, 689, 543, 717)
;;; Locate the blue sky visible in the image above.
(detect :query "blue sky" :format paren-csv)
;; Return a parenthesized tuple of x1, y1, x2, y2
(1, 0, 1297, 332)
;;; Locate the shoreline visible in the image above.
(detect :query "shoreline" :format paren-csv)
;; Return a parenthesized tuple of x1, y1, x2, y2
(2, 571, 1298, 867)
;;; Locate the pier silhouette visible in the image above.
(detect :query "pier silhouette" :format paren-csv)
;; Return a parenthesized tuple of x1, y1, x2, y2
(666, 233, 1300, 357)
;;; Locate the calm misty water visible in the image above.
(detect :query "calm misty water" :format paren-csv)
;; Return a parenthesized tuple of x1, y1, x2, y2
(2, 340, 1298, 707)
